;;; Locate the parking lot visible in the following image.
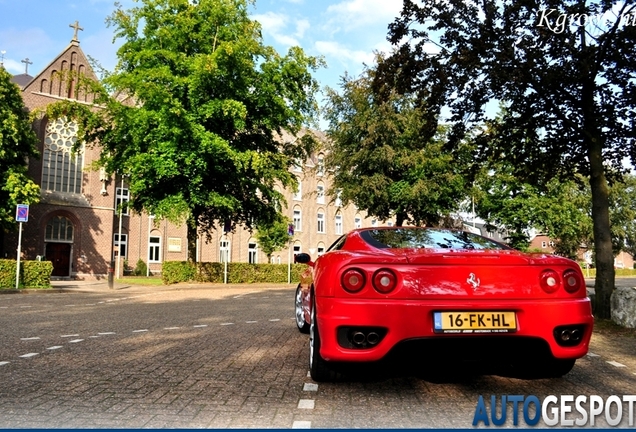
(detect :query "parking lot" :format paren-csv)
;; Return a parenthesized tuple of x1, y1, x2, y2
(0, 283, 635, 428)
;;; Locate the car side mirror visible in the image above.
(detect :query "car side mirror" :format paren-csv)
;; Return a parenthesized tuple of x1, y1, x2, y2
(294, 253, 312, 264)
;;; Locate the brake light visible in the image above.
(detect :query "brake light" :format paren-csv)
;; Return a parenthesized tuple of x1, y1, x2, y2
(372, 269, 397, 294)
(563, 269, 582, 294)
(341, 268, 366, 293)
(540, 269, 560, 293)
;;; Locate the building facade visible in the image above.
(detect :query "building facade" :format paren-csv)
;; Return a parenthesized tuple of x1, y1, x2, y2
(3, 28, 384, 280)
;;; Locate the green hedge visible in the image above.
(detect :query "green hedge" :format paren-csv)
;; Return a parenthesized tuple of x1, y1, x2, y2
(0, 259, 53, 289)
(162, 261, 306, 285)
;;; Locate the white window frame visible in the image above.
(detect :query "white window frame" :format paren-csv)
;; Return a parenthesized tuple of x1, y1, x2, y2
(335, 214, 343, 235)
(148, 236, 161, 263)
(114, 233, 128, 259)
(248, 242, 258, 264)
(293, 208, 302, 232)
(293, 181, 303, 201)
(115, 187, 130, 216)
(317, 212, 325, 234)
(317, 154, 325, 176)
(354, 217, 362, 229)
(316, 183, 325, 204)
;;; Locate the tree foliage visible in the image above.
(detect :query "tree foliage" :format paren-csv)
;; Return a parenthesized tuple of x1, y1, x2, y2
(0, 68, 40, 233)
(379, 0, 636, 318)
(255, 214, 292, 260)
(47, 0, 323, 250)
(324, 59, 469, 227)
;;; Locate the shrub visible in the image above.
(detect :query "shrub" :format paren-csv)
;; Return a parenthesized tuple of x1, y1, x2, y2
(161, 261, 307, 284)
(0, 259, 52, 289)
(133, 259, 148, 276)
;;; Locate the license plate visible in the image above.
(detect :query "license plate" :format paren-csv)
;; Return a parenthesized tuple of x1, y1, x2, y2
(433, 311, 516, 334)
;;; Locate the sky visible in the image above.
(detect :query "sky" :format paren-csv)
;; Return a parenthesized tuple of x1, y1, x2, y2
(0, 0, 404, 121)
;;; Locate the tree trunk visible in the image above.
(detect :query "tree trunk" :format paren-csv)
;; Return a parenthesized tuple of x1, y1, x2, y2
(187, 221, 198, 262)
(588, 142, 614, 319)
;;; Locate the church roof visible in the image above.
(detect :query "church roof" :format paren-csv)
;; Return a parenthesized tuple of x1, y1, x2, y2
(10, 73, 34, 89)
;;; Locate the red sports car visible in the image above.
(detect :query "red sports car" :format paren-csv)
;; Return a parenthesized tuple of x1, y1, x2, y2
(294, 227, 593, 382)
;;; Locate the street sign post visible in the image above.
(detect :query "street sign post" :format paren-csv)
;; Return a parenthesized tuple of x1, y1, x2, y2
(15, 204, 29, 289)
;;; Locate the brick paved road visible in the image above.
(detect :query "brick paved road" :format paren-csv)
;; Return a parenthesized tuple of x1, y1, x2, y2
(0, 284, 634, 428)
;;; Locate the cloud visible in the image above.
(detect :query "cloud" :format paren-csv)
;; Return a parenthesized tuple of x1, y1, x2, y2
(325, 0, 402, 30)
(253, 12, 309, 48)
(315, 40, 374, 66)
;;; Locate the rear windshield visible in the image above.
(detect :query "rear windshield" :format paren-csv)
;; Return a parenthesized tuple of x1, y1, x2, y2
(360, 228, 510, 250)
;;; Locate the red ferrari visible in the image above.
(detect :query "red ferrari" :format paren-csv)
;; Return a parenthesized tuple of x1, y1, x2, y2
(294, 227, 593, 382)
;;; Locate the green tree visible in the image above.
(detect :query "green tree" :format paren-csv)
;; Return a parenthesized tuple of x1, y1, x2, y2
(474, 165, 592, 258)
(0, 68, 40, 237)
(324, 59, 469, 227)
(255, 215, 292, 261)
(379, 0, 636, 318)
(48, 0, 322, 260)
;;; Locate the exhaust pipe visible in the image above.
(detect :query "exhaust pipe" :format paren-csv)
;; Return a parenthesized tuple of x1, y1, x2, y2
(352, 332, 366, 345)
(366, 332, 380, 345)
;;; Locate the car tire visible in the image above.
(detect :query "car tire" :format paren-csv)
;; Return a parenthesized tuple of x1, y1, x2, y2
(309, 297, 338, 382)
(295, 285, 309, 334)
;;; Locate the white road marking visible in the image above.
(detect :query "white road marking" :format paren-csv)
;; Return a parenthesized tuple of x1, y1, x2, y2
(19, 353, 39, 358)
(85, 304, 96, 306)
(220, 323, 235, 326)
(269, 319, 280, 322)
(98, 332, 116, 335)
(164, 327, 180, 330)
(20, 337, 40, 341)
(298, 399, 315, 409)
(0, 307, 8, 309)
(587, 352, 600, 357)
(132, 329, 149, 333)
(68, 339, 84, 343)
(47, 346, 63, 350)
(89, 336, 100, 338)
(303, 383, 318, 392)
(0, 361, 9, 366)
(307, 371, 311, 378)
(20, 306, 32, 308)
(292, 421, 312, 429)
(606, 360, 626, 367)
(65, 305, 76, 307)
(246, 321, 258, 324)
(61, 334, 79, 338)
(193, 325, 208, 328)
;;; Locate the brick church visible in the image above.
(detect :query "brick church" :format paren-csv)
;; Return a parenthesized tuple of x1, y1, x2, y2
(2, 24, 383, 280)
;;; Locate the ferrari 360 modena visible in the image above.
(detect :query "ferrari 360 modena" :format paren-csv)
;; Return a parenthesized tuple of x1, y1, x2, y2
(294, 227, 593, 382)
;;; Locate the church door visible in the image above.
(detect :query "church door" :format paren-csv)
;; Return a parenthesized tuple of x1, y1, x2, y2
(46, 243, 72, 277)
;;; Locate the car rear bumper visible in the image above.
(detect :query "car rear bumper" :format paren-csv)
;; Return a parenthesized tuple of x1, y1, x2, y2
(315, 296, 593, 362)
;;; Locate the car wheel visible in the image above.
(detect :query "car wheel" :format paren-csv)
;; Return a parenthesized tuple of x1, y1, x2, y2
(295, 285, 309, 334)
(309, 297, 338, 382)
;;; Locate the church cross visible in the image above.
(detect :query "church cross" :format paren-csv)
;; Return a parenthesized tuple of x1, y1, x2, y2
(21, 58, 33, 74)
(69, 20, 84, 42)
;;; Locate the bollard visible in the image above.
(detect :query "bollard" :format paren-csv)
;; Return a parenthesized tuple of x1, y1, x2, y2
(107, 260, 115, 289)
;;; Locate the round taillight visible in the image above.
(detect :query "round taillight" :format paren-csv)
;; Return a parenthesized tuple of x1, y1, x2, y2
(341, 268, 366, 293)
(563, 270, 582, 294)
(540, 269, 560, 293)
(372, 269, 397, 294)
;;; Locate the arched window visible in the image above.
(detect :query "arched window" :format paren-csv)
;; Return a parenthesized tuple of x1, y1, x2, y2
(317, 242, 326, 256)
(293, 206, 302, 232)
(316, 182, 325, 204)
(335, 213, 343, 235)
(45, 216, 74, 242)
(42, 117, 84, 194)
(317, 210, 325, 234)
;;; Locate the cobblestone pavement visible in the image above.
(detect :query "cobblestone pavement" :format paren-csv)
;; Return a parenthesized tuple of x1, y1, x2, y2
(0, 283, 634, 428)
